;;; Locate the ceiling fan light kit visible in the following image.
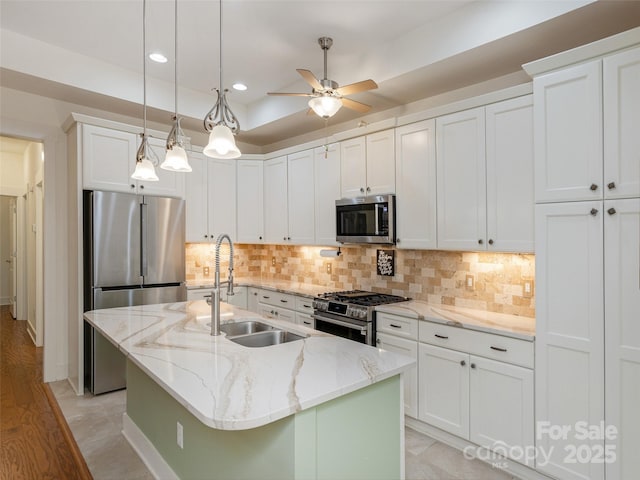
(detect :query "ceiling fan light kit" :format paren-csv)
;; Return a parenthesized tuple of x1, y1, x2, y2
(268, 36, 378, 119)
(203, 0, 241, 159)
(132, 0, 159, 182)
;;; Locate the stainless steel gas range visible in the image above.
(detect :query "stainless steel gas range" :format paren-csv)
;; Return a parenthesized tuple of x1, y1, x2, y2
(312, 290, 409, 345)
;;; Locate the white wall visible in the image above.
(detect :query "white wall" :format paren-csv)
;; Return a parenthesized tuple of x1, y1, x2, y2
(0, 151, 24, 191)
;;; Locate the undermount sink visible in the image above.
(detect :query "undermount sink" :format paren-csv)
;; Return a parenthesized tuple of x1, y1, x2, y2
(220, 320, 274, 336)
(228, 329, 306, 348)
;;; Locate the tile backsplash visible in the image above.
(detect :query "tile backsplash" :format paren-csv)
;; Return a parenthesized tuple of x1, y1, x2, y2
(186, 243, 535, 317)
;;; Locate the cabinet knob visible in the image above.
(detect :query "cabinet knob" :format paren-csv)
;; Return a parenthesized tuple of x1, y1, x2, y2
(460, 360, 466, 366)
(607, 207, 617, 215)
(607, 182, 616, 190)
(376, 339, 380, 345)
(259, 236, 263, 240)
(283, 236, 287, 241)
(366, 186, 371, 192)
(130, 184, 135, 189)
(478, 239, 483, 245)
(590, 208, 599, 216)
(488, 239, 494, 245)
(204, 235, 208, 239)
(590, 183, 598, 191)
(140, 185, 145, 190)
(287, 236, 291, 241)
(360, 187, 365, 193)
(471, 363, 476, 369)
(396, 238, 400, 243)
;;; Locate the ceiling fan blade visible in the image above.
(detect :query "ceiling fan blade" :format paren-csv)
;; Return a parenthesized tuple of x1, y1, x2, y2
(297, 69, 323, 90)
(341, 97, 372, 113)
(267, 92, 314, 97)
(335, 79, 378, 96)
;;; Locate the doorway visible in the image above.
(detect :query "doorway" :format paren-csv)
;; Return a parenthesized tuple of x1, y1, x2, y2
(0, 136, 44, 345)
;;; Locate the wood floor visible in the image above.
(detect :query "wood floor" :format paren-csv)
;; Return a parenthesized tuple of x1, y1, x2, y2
(0, 305, 92, 479)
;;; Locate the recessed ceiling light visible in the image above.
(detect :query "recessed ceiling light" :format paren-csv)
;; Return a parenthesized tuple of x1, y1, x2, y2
(149, 52, 168, 63)
(232, 83, 247, 91)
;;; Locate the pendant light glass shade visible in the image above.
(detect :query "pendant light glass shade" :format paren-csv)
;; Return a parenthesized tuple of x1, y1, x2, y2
(309, 95, 342, 118)
(204, 124, 241, 159)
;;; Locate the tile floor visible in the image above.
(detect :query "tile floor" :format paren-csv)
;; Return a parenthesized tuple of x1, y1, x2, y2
(50, 380, 517, 480)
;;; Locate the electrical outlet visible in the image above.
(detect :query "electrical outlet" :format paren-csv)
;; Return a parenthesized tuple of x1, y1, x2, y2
(272, 256, 276, 266)
(523, 280, 534, 298)
(177, 422, 183, 449)
(203, 266, 209, 277)
(465, 274, 474, 289)
(326, 262, 332, 274)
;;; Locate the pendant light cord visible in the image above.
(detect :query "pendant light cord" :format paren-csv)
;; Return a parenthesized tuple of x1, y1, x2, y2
(142, 0, 147, 137)
(219, 0, 223, 92)
(174, 0, 178, 118)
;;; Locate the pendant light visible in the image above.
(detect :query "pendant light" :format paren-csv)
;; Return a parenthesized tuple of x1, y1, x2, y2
(161, 0, 192, 172)
(203, 0, 241, 159)
(132, 0, 159, 182)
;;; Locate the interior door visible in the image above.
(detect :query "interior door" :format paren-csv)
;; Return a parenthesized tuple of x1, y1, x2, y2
(9, 197, 17, 318)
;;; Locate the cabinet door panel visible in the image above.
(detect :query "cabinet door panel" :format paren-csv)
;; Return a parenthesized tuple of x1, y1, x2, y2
(469, 356, 534, 467)
(184, 152, 208, 242)
(82, 124, 137, 193)
(340, 137, 366, 198)
(377, 333, 418, 419)
(604, 46, 640, 199)
(486, 96, 534, 252)
(395, 120, 436, 249)
(143, 138, 186, 198)
(314, 145, 341, 246)
(604, 198, 640, 480)
(207, 158, 237, 239)
(237, 160, 264, 243)
(287, 150, 315, 244)
(436, 107, 486, 250)
(418, 343, 469, 438)
(365, 130, 395, 195)
(534, 61, 602, 202)
(264, 156, 288, 243)
(535, 202, 604, 480)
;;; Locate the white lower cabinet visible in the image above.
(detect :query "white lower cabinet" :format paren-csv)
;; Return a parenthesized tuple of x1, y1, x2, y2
(377, 332, 418, 418)
(247, 287, 316, 328)
(417, 328, 534, 466)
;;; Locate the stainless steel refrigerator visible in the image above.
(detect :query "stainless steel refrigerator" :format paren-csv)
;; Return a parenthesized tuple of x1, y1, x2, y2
(83, 190, 186, 394)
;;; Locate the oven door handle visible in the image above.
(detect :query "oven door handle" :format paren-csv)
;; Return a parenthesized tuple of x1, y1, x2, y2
(312, 314, 368, 332)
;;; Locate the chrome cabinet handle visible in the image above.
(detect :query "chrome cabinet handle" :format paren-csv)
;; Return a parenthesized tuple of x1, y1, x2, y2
(607, 182, 616, 190)
(590, 183, 598, 191)
(490, 346, 507, 352)
(434, 334, 448, 339)
(607, 208, 617, 215)
(590, 208, 598, 216)
(460, 360, 466, 366)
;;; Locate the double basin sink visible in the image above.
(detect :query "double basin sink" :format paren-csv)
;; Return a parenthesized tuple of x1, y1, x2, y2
(219, 320, 305, 348)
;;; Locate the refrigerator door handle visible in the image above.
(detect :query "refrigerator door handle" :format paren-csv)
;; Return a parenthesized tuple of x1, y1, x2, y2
(140, 201, 148, 278)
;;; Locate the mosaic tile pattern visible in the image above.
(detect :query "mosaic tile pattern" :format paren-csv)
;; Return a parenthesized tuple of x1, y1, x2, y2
(186, 243, 535, 317)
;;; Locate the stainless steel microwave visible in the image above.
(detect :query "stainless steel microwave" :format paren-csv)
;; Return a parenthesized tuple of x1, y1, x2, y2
(336, 194, 395, 244)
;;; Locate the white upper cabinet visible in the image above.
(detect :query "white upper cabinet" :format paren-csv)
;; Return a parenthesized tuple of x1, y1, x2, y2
(263, 156, 289, 244)
(534, 61, 603, 203)
(287, 149, 315, 245)
(82, 123, 185, 198)
(436, 107, 487, 251)
(394, 119, 437, 249)
(485, 96, 535, 252)
(185, 153, 236, 242)
(82, 124, 138, 193)
(603, 46, 640, 199)
(340, 130, 395, 198)
(237, 160, 264, 244)
(314, 144, 341, 246)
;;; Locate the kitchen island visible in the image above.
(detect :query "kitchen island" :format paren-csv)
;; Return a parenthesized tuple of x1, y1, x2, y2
(84, 300, 414, 480)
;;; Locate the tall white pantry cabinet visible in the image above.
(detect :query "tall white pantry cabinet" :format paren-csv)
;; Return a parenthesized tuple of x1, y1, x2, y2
(529, 38, 640, 480)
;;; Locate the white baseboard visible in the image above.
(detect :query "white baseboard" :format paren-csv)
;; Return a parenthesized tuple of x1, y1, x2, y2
(122, 413, 179, 480)
(405, 417, 555, 480)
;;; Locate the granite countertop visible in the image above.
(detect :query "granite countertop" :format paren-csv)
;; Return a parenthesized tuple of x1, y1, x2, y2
(375, 300, 535, 341)
(84, 300, 414, 431)
(187, 278, 340, 298)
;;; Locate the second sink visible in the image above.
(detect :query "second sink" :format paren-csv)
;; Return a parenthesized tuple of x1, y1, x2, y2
(229, 330, 306, 348)
(219, 320, 274, 336)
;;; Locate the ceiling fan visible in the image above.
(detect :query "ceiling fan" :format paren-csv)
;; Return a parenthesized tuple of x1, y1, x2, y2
(267, 36, 378, 118)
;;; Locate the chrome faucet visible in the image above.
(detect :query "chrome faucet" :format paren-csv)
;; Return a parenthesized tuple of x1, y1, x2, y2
(207, 233, 235, 336)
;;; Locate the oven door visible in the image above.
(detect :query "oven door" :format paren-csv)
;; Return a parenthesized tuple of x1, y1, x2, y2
(312, 313, 373, 345)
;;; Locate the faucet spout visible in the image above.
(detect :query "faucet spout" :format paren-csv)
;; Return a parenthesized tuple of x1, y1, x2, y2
(210, 234, 234, 336)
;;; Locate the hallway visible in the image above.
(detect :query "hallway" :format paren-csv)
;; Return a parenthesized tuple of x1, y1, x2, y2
(0, 305, 91, 479)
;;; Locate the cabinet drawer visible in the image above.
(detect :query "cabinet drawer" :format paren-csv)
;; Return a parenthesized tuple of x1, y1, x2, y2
(296, 312, 315, 328)
(258, 304, 296, 324)
(187, 289, 211, 301)
(257, 290, 296, 308)
(295, 296, 314, 313)
(419, 322, 533, 368)
(376, 312, 418, 339)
